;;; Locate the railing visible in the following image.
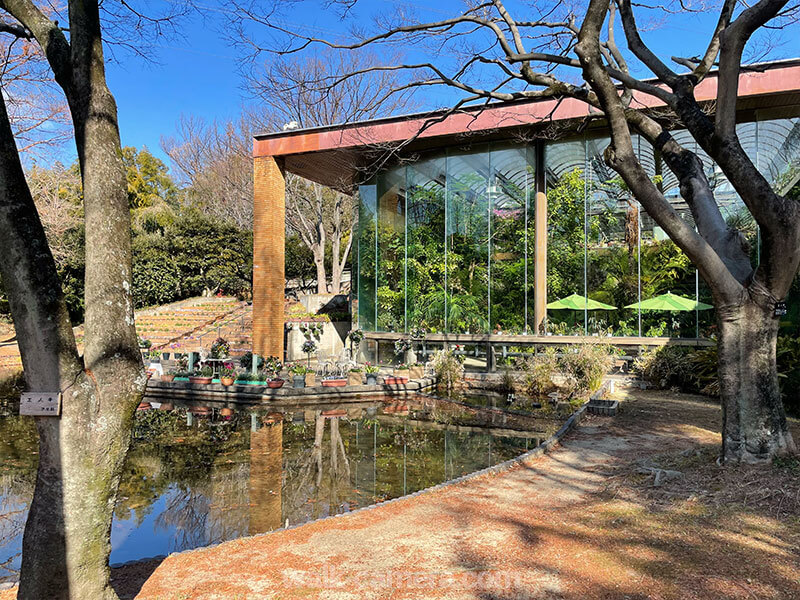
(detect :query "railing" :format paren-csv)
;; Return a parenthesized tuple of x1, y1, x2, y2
(362, 331, 714, 371)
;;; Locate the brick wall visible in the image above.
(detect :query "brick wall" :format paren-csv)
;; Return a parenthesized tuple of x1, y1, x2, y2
(253, 156, 285, 359)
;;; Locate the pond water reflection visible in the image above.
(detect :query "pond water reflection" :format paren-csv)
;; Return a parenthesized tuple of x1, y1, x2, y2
(0, 394, 560, 582)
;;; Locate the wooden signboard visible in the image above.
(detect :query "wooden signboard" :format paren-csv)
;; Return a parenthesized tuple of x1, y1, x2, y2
(20, 392, 62, 416)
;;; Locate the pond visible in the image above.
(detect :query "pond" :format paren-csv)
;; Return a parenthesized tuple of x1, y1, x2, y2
(0, 393, 563, 582)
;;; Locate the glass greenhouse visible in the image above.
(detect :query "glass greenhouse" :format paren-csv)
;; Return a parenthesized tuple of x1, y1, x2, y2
(356, 117, 800, 339)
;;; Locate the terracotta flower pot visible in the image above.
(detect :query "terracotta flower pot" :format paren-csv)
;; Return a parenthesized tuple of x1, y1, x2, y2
(385, 376, 409, 385)
(322, 378, 347, 387)
(189, 376, 213, 385)
(136, 402, 152, 411)
(267, 378, 285, 389)
(159, 402, 174, 411)
(220, 407, 235, 417)
(161, 373, 176, 383)
(220, 377, 235, 386)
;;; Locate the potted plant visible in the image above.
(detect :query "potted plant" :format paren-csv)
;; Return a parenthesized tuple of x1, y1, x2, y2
(302, 339, 317, 367)
(239, 351, 265, 371)
(289, 363, 307, 389)
(189, 366, 214, 385)
(364, 363, 380, 385)
(236, 372, 254, 385)
(161, 369, 177, 383)
(173, 369, 190, 382)
(219, 364, 237, 386)
(408, 363, 425, 379)
(385, 364, 409, 385)
(322, 375, 348, 387)
(347, 367, 363, 386)
(348, 328, 364, 358)
(210, 337, 230, 359)
(264, 355, 284, 388)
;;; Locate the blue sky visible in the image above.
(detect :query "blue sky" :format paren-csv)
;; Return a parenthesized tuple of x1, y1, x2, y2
(101, 0, 800, 166)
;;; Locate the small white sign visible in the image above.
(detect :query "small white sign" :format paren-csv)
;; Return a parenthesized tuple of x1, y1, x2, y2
(20, 392, 62, 416)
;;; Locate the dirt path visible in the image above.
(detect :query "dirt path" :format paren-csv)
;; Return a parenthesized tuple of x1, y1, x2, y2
(106, 390, 798, 600)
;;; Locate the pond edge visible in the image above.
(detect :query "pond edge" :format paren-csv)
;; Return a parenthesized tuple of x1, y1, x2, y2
(109, 381, 608, 569)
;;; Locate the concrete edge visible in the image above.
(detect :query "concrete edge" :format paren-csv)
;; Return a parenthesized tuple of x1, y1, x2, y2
(110, 380, 610, 570)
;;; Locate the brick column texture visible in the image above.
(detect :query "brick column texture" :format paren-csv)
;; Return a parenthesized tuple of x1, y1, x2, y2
(253, 156, 285, 359)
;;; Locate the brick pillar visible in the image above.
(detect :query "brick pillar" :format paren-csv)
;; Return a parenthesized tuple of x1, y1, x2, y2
(253, 156, 285, 359)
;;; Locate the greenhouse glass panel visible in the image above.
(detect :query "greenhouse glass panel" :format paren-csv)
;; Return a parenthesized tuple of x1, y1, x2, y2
(357, 183, 377, 331)
(446, 148, 490, 334)
(376, 166, 406, 332)
(489, 146, 531, 334)
(544, 139, 587, 335)
(585, 135, 640, 336)
(406, 156, 447, 333)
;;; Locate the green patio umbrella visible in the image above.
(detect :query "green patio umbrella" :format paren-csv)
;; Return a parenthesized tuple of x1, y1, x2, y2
(546, 293, 617, 311)
(624, 291, 713, 312)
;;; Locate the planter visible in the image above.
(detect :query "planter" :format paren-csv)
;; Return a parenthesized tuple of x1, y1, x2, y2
(190, 406, 212, 416)
(385, 376, 409, 385)
(293, 375, 306, 389)
(136, 402, 152, 411)
(159, 402, 174, 411)
(394, 369, 410, 379)
(267, 379, 285, 389)
(408, 365, 424, 379)
(347, 372, 363, 386)
(238, 380, 268, 386)
(219, 407, 235, 418)
(322, 378, 347, 387)
(220, 377, 235, 386)
(189, 376, 213, 385)
(366, 373, 379, 386)
(305, 373, 316, 387)
(161, 374, 176, 383)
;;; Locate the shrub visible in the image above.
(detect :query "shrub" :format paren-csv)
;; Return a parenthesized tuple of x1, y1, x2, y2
(560, 344, 614, 395)
(633, 346, 697, 391)
(239, 351, 264, 371)
(518, 349, 559, 396)
(431, 349, 464, 390)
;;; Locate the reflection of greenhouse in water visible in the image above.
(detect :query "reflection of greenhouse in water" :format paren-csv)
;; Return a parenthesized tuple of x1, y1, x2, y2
(0, 398, 551, 578)
(251, 59, 800, 360)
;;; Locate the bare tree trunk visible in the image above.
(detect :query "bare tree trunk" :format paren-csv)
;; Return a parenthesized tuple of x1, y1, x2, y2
(717, 298, 796, 463)
(314, 244, 328, 294)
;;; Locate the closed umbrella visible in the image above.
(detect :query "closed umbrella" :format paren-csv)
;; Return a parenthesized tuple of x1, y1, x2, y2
(625, 291, 713, 312)
(547, 293, 617, 311)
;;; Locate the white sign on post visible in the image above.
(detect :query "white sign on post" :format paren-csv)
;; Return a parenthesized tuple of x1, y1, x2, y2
(20, 392, 62, 416)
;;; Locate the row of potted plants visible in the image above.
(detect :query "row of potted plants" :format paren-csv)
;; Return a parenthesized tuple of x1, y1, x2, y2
(159, 360, 399, 389)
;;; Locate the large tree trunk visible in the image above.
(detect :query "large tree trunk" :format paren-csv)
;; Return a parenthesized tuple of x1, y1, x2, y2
(717, 298, 796, 463)
(0, 1, 145, 596)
